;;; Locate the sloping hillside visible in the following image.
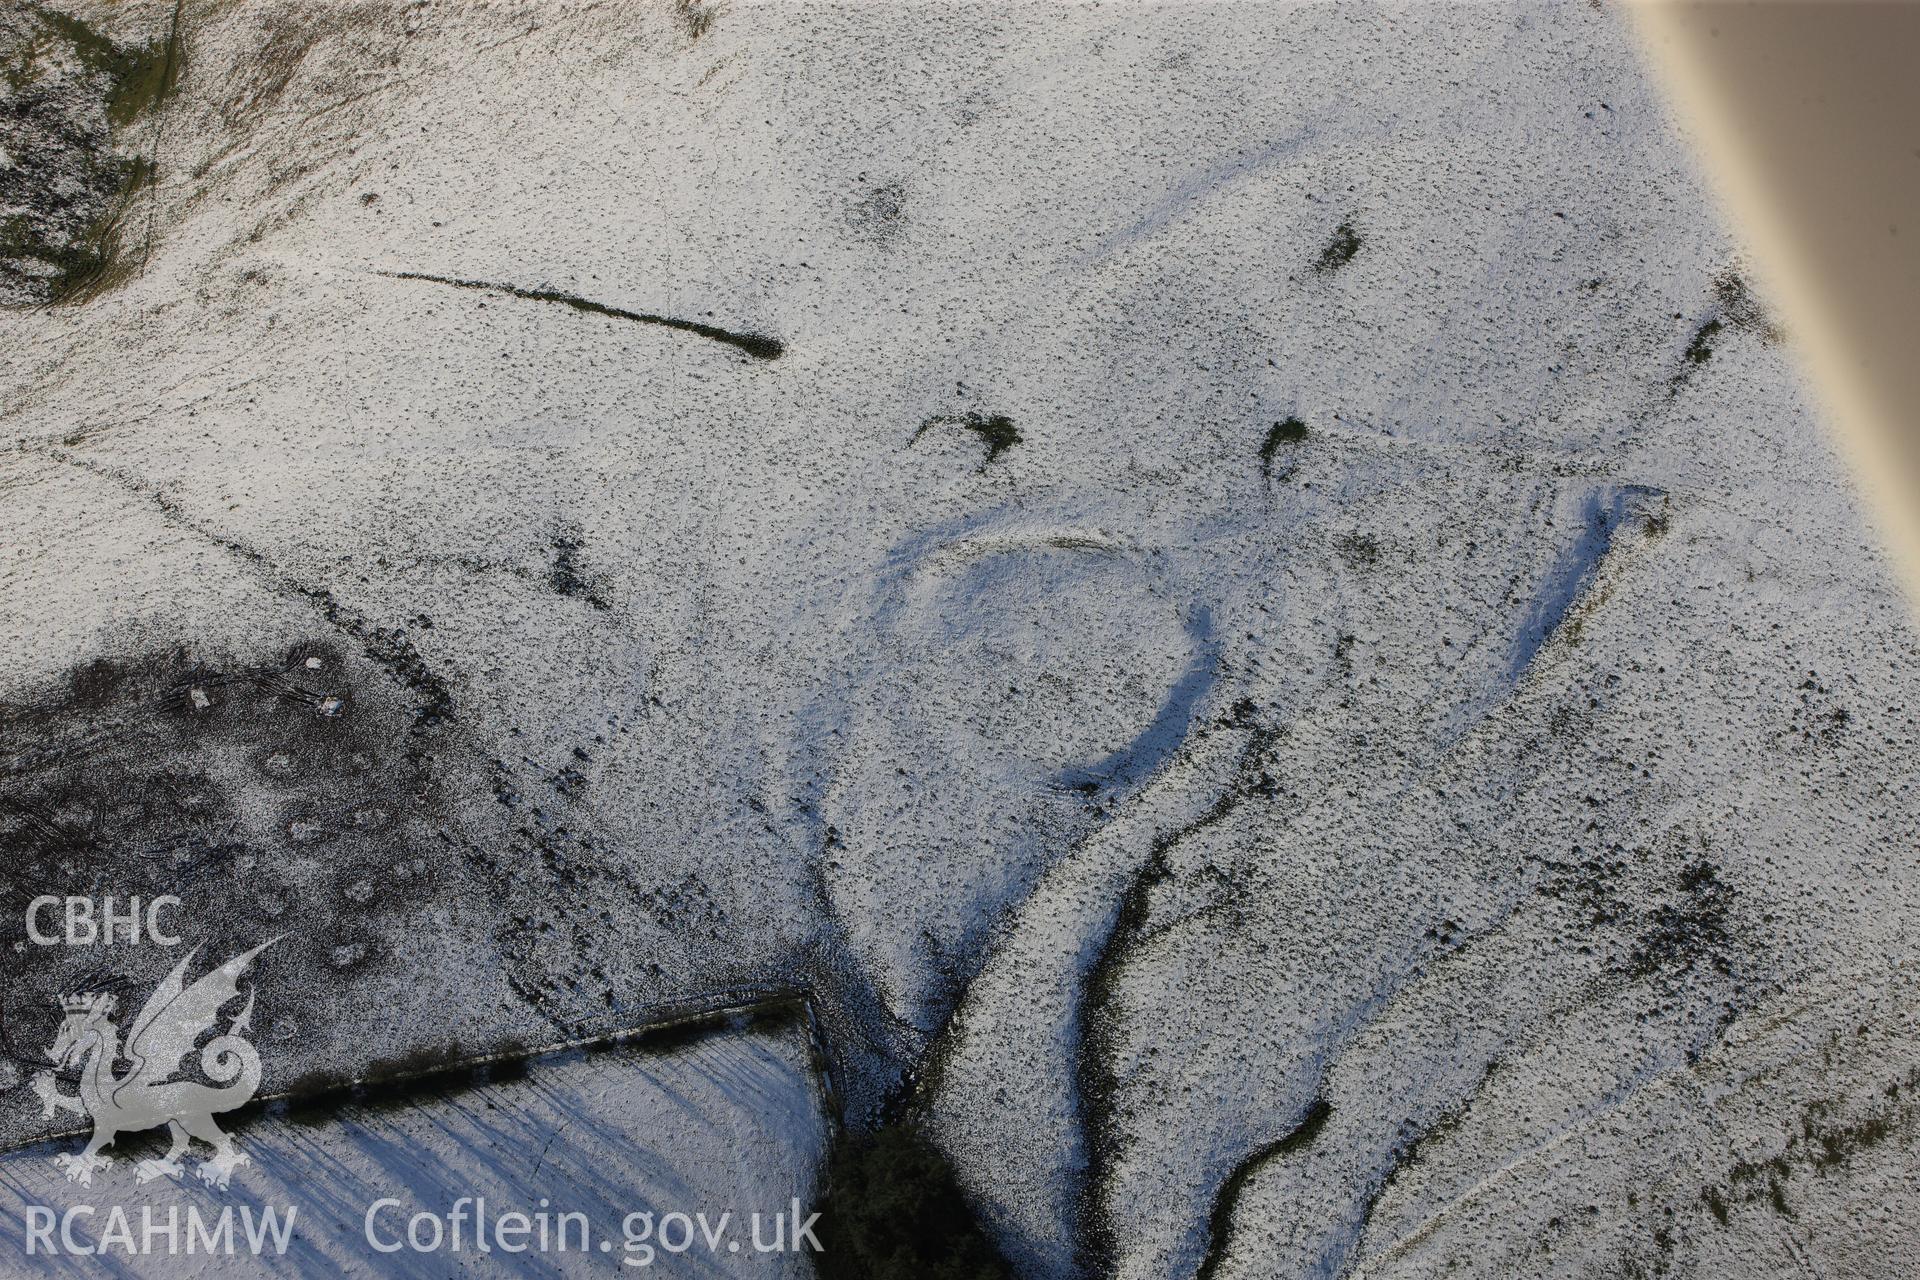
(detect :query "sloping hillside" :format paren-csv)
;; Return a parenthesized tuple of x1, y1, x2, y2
(2, 3, 1915, 1277)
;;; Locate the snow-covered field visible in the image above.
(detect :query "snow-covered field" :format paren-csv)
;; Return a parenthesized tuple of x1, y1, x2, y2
(2, 1, 1917, 1276)
(0, 1013, 829, 1276)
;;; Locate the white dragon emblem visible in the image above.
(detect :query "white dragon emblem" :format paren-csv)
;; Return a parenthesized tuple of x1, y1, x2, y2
(30, 939, 277, 1189)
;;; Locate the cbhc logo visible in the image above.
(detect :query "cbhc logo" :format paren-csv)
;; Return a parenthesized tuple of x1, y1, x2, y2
(25, 897, 183, 946)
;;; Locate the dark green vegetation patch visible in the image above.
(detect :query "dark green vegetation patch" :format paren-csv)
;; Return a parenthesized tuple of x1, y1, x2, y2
(1314, 220, 1363, 272)
(914, 412, 1023, 466)
(1667, 269, 1781, 396)
(1260, 416, 1309, 478)
(1681, 317, 1723, 368)
(813, 1123, 1011, 1280)
(1196, 1098, 1333, 1280)
(31, 4, 182, 127)
(382, 271, 785, 360)
(0, 4, 183, 306)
